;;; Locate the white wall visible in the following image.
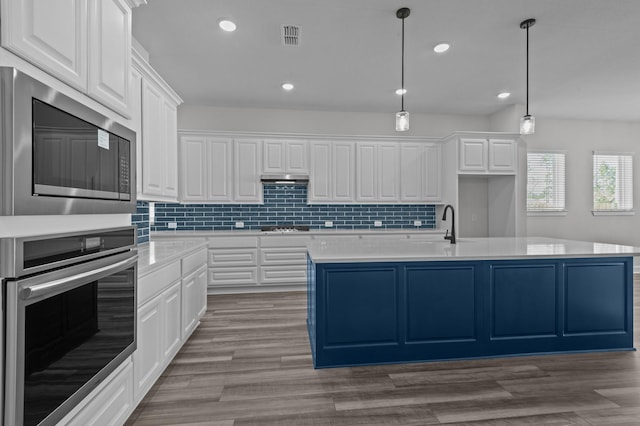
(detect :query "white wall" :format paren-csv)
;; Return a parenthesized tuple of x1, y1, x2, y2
(491, 106, 640, 246)
(178, 105, 490, 137)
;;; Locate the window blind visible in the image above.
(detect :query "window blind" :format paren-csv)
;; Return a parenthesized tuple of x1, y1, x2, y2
(593, 153, 633, 211)
(527, 152, 566, 212)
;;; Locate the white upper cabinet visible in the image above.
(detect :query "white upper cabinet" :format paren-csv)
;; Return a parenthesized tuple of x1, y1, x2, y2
(459, 137, 517, 174)
(488, 139, 517, 172)
(234, 139, 263, 203)
(308, 141, 355, 203)
(1, 0, 87, 90)
(134, 49, 182, 202)
(356, 143, 378, 202)
(356, 142, 400, 203)
(1, 0, 133, 116)
(180, 136, 233, 203)
(179, 134, 262, 204)
(400, 142, 442, 203)
(422, 143, 442, 201)
(87, 0, 131, 115)
(262, 139, 308, 174)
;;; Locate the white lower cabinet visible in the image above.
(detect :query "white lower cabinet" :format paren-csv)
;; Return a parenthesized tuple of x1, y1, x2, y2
(134, 246, 208, 405)
(207, 234, 310, 292)
(208, 237, 259, 289)
(134, 285, 166, 402)
(182, 264, 207, 338)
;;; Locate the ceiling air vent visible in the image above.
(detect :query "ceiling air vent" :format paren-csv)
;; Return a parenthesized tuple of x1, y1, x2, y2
(281, 25, 301, 46)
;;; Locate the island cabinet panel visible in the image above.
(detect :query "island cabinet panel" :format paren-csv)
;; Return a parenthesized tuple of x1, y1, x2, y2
(405, 265, 478, 343)
(324, 268, 398, 346)
(490, 263, 559, 339)
(307, 257, 633, 368)
(564, 262, 628, 335)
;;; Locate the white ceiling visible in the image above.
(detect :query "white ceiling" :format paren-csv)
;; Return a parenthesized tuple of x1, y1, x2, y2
(132, 0, 640, 121)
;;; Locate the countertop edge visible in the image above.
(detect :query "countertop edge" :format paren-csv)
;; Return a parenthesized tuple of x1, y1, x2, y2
(137, 238, 208, 277)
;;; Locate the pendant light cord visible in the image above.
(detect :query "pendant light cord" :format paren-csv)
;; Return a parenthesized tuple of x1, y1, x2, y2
(401, 15, 405, 111)
(525, 23, 529, 116)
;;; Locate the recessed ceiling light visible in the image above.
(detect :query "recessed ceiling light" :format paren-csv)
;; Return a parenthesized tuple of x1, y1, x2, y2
(433, 43, 451, 53)
(497, 92, 511, 99)
(218, 19, 237, 32)
(282, 82, 294, 91)
(395, 88, 407, 95)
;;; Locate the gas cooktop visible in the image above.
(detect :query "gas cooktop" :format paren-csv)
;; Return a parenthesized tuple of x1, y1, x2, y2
(260, 225, 310, 232)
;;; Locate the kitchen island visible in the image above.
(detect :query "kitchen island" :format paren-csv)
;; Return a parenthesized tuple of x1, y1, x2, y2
(306, 237, 638, 368)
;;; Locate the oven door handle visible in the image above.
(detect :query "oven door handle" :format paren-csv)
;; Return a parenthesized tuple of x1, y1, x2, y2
(20, 254, 138, 301)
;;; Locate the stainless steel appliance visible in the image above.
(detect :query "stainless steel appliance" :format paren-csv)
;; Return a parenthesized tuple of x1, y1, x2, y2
(261, 225, 310, 232)
(0, 67, 136, 215)
(1, 227, 137, 426)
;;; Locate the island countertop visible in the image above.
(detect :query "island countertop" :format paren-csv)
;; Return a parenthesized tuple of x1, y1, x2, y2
(307, 236, 640, 263)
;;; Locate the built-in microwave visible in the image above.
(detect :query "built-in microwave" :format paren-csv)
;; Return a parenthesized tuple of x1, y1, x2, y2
(0, 67, 136, 215)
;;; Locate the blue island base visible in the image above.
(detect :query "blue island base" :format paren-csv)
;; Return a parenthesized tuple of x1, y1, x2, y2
(306, 256, 634, 369)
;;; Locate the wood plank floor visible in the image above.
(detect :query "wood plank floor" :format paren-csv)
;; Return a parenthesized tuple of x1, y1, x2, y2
(126, 277, 640, 425)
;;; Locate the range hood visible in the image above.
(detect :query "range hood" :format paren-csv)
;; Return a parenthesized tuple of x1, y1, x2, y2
(260, 174, 309, 184)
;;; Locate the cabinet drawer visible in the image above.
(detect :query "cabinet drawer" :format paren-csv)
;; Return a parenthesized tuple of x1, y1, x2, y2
(260, 266, 307, 285)
(260, 248, 307, 266)
(182, 248, 207, 276)
(208, 249, 258, 267)
(138, 261, 181, 306)
(208, 267, 258, 287)
(207, 236, 258, 249)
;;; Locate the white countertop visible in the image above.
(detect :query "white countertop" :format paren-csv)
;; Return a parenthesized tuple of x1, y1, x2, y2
(137, 239, 208, 276)
(307, 236, 640, 263)
(150, 228, 445, 238)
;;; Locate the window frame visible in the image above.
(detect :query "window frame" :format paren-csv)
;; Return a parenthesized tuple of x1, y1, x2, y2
(592, 151, 634, 216)
(526, 150, 567, 216)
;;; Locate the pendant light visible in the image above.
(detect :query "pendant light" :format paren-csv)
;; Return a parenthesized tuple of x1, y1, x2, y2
(395, 7, 410, 132)
(520, 18, 536, 135)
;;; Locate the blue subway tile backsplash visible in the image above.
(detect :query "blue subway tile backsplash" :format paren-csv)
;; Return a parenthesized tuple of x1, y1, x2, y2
(133, 185, 436, 242)
(132, 200, 150, 244)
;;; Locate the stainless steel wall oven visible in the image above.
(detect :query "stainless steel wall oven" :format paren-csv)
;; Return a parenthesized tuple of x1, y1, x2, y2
(0, 67, 136, 215)
(1, 227, 137, 426)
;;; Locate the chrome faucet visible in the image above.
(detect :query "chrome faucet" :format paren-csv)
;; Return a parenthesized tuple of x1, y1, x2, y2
(442, 204, 456, 244)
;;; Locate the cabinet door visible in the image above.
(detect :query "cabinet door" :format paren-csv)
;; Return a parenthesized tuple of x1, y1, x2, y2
(378, 143, 399, 202)
(162, 281, 182, 361)
(234, 139, 262, 202)
(182, 270, 199, 339)
(87, 0, 131, 116)
(400, 143, 422, 202)
(207, 138, 233, 201)
(195, 266, 208, 320)
(333, 142, 355, 202)
(286, 140, 308, 173)
(423, 143, 442, 201)
(356, 143, 377, 201)
(163, 100, 179, 197)
(309, 142, 331, 202)
(180, 136, 207, 201)
(488, 139, 517, 173)
(459, 138, 488, 172)
(1, 0, 87, 91)
(263, 140, 285, 173)
(141, 80, 164, 196)
(134, 295, 163, 401)
(130, 68, 143, 195)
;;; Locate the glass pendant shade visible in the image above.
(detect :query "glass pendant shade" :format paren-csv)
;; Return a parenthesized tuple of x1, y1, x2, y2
(520, 114, 535, 135)
(396, 110, 410, 131)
